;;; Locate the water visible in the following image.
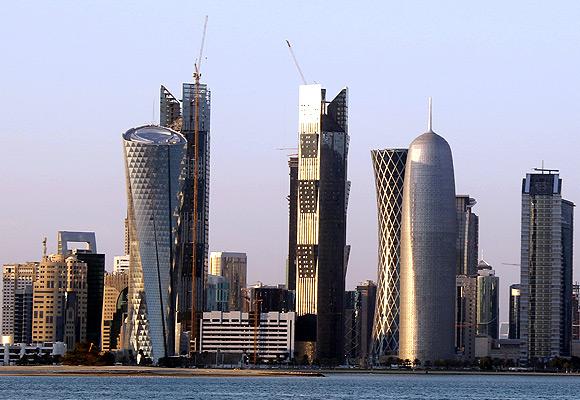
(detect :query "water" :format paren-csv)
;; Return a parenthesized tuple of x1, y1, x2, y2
(0, 374, 579, 399)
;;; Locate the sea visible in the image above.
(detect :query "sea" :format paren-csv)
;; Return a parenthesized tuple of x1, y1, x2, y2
(0, 373, 579, 399)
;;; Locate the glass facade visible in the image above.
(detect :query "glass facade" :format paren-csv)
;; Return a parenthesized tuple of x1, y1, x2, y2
(123, 125, 186, 362)
(509, 283, 521, 339)
(370, 149, 407, 358)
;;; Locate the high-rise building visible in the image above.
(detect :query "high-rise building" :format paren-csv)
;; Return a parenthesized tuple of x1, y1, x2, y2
(101, 272, 128, 352)
(456, 196, 479, 276)
(455, 275, 477, 360)
(476, 260, 499, 339)
(124, 217, 130, 256)
(205, 275, 229, 312)
(32, 254, 87, 349)
(573, 284, 580, 342)
(241, 283, 294, 313)
(509, 284, 521, 340)
(287, 156, 299, 292)
(294, 84, 349, 365)
(344, 281, 377, 364)
(399, 103, 457, 364)
(209, 252, 247, 311)
(2, 263, 37, 344)
(160, 83, 211, 353)
(370, 148, 407, 359)
(520, 170, 574, 361)
(123, 124, 186, 362)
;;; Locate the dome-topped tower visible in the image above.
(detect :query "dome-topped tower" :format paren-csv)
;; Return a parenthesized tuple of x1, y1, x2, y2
(398, 99, 457, 363)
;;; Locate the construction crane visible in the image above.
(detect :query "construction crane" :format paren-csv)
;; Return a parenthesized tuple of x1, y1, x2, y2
(275, 147, 297, 151)
(286, 40, 307, 85)
(502, 263, 520, 267)
(243, 295, 263, 366)
(190, 15, 208, 357)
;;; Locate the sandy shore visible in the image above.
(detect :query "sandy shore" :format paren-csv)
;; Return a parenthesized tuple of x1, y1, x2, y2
(0, 365, 324, 378)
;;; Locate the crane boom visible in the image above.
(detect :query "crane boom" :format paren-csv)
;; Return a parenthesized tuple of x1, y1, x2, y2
(286, 40, 307, 85)
(195, 16, 209, 76)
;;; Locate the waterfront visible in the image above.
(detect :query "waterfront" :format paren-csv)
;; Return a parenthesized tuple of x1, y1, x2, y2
(1, 373, 579, 399)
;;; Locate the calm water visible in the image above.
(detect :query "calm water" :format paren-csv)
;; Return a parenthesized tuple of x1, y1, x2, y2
(0, 374, 579, 399)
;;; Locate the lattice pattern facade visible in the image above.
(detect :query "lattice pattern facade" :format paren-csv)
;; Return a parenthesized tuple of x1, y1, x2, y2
(370, 149, 407, 358)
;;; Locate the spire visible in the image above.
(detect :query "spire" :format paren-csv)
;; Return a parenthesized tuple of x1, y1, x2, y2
(427, 97, 433, 133)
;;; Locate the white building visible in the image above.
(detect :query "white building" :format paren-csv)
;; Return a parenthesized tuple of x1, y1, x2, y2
(113, 255, 130, 274)
(200, 311, 295, 362)
(2, 263, 37, 343)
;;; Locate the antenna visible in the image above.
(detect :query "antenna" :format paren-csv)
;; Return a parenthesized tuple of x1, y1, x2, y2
(286, 40, 307, 85)
(428, 97, 433, 132)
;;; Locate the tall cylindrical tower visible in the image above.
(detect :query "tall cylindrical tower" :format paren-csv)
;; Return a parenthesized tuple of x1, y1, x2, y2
(370, 149, 407, 358)
(123, 125, 186, 362)
(399, 116, 457, 364)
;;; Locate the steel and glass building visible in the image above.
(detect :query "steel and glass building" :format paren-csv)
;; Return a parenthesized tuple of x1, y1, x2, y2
(123, 125, 186, 362)
(287, 155, 299, 292)
(370, 148, 407, 358)
(520, 170, 574, 362)
(399, 106, 457, 364)
(509, 284, 521, 339)
(476, 261, 499, 339)
(209, 252, 247, 311)
(160, 83, 211, 352)
(294, 84, 349, 365)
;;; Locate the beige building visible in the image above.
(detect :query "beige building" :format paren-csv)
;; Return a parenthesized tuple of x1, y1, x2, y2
(101, 272, 128, 352)
(209, 252, 247, 311)
(32, 254, 87, 349)
(2, 263, 38, 343)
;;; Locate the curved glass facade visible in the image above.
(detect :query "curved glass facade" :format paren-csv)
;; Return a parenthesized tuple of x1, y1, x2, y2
(370, 149, 407, 358)
(399, 130, 457, 363)
(123, 125, 186, 362)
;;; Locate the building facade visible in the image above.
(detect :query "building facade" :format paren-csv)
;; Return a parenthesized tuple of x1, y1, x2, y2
(209, 252, 247, 311)
(399, 107, 457, 364)
(455, 275, 477, 361)
(241, 283, 295, 314)
(205, 275, 229, 312)
(294, 84, 349, 365)
(370, 148, 407, 359)
(123, 125, 186, 362)
(101, 272, 128, 352)
(519, 171, 574, 362)
(2, 263, 37, 344)
(287, 155, 299, 292)
(199, 311, 295, 362)
(476, 261, 499, 339)
(113, 255, 130, 274)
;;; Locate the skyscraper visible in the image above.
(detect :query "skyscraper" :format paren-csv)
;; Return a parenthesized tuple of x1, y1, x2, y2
(476, 260, 499, 339)
(294, 84, 349, 365)
(209, 252, 247, 311)
(160, 83, 211, 353)
(101, 272, 128, 352)
(2, 263, 37, 344)
(123, 124, 186, 362)
(520, 170, 574, 361)
(456, 196, 479, 276)
(509, 284, 521, 339)
(370, 148, 407, 359)
(287, 155, 299, 292)
(399, 102, 457, 364)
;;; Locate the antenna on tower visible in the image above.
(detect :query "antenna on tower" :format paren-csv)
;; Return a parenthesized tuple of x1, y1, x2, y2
(428, 97, 433, 132)
(286, 40, 307, 85)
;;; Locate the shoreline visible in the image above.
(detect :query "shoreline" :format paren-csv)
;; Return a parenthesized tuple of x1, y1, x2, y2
(1, 365, 580, 378)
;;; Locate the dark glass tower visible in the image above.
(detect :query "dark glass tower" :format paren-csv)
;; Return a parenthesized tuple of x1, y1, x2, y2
(294, 84, 349, 365)
(287, 156, 298, 292)
(509, 284, 521, 339)
(74, 250, 105, 348)
(370, 148, 407, 358)
(160, 83, 211, 353)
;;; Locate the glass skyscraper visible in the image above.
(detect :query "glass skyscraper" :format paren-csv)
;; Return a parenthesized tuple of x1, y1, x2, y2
(294, 84, 349, 365)
(370, 148, 407, 358)
(123, 125, 186, 362)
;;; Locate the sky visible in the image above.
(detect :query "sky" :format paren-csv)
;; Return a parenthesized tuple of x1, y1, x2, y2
(1, 1, 580, 322)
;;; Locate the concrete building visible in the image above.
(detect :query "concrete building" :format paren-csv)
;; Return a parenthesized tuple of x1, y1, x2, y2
(286, 155, 299, 292)
(32, 254, 87, 349)
(345, 281, 377, 365)
(113, 255, 130, 274)
(123, 125, 186, 362)
(2, 263, 37, 344)
(205, 275, 229, 312)
(456, 196, 479, 276)
(476, 261, 499, 340)
(101, 272, 128, 352)
(209, 252, 247, 311)
(241, 283, 294, 313)
(1, 341, 66, 366)
(199, 311, 295, 362)
(509, 284, 521, 340)
(160, 82, 211, 352)
(455, 275, 477, 361)
(294, 84, 350, 365)
(370, 148, 407, 359)
(399, 101, 457, 364)
(520, 170, 574, 362)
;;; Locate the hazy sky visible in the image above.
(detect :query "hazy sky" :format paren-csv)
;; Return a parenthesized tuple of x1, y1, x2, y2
(2, 1, 580, 322)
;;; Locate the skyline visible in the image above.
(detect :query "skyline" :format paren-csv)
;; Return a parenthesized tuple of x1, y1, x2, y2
(2, 1, 580, 324)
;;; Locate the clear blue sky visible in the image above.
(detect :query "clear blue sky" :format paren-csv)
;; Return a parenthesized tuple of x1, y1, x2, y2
(2, 1, 580, 322)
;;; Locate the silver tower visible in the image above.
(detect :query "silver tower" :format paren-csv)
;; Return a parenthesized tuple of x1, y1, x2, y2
(399, 101, 457, 363)
(370, 149, 407, 358)
(123, 125, 186, 362)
